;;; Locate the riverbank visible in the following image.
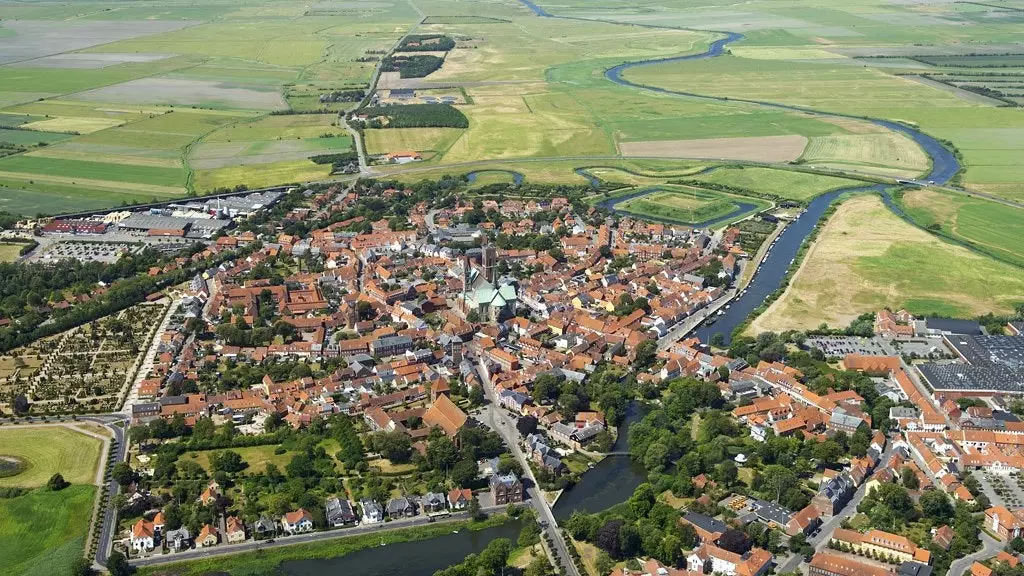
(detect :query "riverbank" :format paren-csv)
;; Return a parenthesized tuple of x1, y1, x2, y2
(136, 514, 512, 576)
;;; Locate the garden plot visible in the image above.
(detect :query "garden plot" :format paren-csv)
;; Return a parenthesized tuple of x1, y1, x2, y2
(0, 301, 168, 413)
(74, 77, 288, 111)
(0, 20, 194, 65)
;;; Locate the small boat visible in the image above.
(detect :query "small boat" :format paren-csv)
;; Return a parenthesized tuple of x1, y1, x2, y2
(452, 530, 460, 534)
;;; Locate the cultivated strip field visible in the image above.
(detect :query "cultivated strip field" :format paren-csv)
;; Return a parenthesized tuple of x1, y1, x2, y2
(619, 135, 808, 162)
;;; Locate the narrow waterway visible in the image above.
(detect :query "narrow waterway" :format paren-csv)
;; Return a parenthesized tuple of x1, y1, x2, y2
(551, 403, 648, 520)
(466, 169, 525, 185)
(279, 520, 524, 576)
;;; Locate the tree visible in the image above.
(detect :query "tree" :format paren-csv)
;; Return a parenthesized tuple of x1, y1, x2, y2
(371, 431, 412, 463)
(710, 332, 726, 348)
(451, 458, 478, 487)
(112, 462, 135, 488)
(107, 552, 130, 576)
(70, 557, 94, 576)
(628, 482, 656, 518)
(426, 435, 458, 472)
(597, 519, 624, 558)
(759, 465, 797, 503)
(516, 415, 538, 437)
(477, 537, 512, 575)
(595, 552, 616, 575)
(901, 466, 920, 490)
(920, 490, 954, 523)
(211, 450, 246, 475)
(11, 393, 29, 415)
(47, 473, 69, 491)
(718, 529, 751, 555)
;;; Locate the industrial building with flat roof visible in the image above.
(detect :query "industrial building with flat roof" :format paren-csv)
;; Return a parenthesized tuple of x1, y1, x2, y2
(918, 335, 1024, 393)
(117, 214, 230, 239)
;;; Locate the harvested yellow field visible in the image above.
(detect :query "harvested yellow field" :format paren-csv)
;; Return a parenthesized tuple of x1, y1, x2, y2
(619, 135, 808, 162)
(193, 159, 331, 192)
(21, 117, 125, 134)
(731, 47, 844, 60)
(750, 195, 1024, 333)
(800, 133, 929, 177)
(364, 128, 464, 155)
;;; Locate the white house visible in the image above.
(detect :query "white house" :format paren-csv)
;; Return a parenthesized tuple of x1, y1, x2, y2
(360, 498, 383, 524)
(281, 509, 314, 534)
(131, 519, 155, 551)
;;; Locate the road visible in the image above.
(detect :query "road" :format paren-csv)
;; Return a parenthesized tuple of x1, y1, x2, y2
(657, 287, 737, 352)
(775, 441, 895, 574)
(129, 503, 508, 567)
(474, 357, 581, 576)
(948, 532, 1000, 576)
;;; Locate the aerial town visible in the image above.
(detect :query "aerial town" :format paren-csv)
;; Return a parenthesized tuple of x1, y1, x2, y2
(1, 175, 1022, 576)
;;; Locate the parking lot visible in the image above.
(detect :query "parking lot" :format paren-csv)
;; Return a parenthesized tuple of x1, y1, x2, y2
(32, 240, 141, 263)
(805, 335, 889, 357)
(976, 470, 1024, 509)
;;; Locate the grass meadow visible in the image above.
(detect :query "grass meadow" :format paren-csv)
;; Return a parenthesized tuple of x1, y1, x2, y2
(0, 484, 97, 576)
(751, 195, 1024, 333)
(690, 167, 864, 201)
(0, 425, 103, 488)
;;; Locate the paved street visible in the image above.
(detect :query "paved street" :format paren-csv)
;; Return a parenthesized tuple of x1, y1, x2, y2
(120, 296, 179, 415)
(474, 357, 582, 576)
(948, 532, 1000, 576)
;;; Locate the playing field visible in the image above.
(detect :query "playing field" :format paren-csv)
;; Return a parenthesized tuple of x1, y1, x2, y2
(899, 188, 1024, 268)
(751, 195, 1024, 333)
(0, 425, 104, 488)
(0, 484, 97, 576)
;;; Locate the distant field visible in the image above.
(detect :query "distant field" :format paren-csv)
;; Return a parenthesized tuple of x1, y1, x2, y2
(193, 159, 331, 192)
(690, 167, 864, 201)
(0, 425, 103, 488)
(205, 114, 343, 142)
(619, 135, 808, 162)
(0, 129, 72, 145)
(364, 127, 464, 156)
(751, 195, 1024, 333)
(800, 133, 930, 178)
(20, 117, 125, 134)
(0, 485, 97, 576)
(899, 188, 1024, 268)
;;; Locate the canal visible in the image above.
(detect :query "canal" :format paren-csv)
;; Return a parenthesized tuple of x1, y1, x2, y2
(280, 520, 524, 576)
(552, 403, 648, 520)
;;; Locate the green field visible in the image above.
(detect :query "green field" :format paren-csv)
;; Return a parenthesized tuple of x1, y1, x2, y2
(0, 426, 103, 488)
(898, 188, 1024, 268)
(0, 129, 72, 146)
(0, 484, 97, 576)
(613, 185, 769, 226)
(0, 243, 25, 262)
(689, 167, 865, 201)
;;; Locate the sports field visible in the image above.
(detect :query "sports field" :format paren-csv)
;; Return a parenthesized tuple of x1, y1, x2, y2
(751, 195, 1024, 333)
(0, 484, 97, 576)
(0, 425, 104, 488)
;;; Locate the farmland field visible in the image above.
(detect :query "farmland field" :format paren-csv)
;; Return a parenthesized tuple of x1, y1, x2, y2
(689, 167, 864, 201)
(0, 484, 97, 576)
(898, 188, 1024, 268)
(364, 127, 464, 156)
(751, 195, 1024, 333)
(0, 425, 104, 488)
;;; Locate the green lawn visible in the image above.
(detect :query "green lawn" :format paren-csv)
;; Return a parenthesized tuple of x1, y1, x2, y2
(0, 484, 96, 576)
(0, 426, 103, 488)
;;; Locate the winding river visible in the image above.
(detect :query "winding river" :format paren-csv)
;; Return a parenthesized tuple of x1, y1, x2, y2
(519, 0, 959, 344)
(269, 4, 963, 572)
